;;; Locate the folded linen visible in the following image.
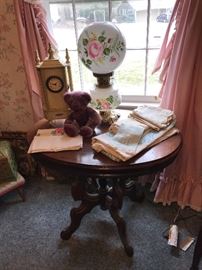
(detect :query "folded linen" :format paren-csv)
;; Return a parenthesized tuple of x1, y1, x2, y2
(108, 118, 148, 146)
(28, 129, 83, 153)
(92, 118, 179, 162)
(129, 105, 176, 131)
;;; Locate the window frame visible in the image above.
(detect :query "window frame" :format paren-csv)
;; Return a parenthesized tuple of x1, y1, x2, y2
(45, 0, 166, 106)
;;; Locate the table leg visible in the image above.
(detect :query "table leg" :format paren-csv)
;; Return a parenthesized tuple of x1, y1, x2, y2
(124, 179, 145, 203)
(61, 180, 99, 240)
(110, 208, 134, 257)
(61, 200, 97, 240)
(61, 178, 134, 257)
(109, 183, 134, 257)
(100, 180, 133, 257)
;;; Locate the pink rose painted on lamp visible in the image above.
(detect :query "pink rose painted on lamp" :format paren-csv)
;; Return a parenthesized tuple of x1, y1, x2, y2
(78, 22, 126, 73)
(87, 40, 103, 60)
(100, 100, 111, 110)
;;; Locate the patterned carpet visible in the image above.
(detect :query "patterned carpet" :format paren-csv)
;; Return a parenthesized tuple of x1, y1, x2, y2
(0, 176, 201, 270)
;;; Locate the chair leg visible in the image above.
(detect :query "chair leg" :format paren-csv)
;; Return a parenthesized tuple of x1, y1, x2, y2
(17, 187, 26, 202)
(190, 226, 202, 270)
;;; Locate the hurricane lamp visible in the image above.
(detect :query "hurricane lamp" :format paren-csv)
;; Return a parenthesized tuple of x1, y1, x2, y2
(78, 21, 126, 125)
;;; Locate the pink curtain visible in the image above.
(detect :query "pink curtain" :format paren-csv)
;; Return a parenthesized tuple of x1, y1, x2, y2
(153, 0, 202, 211)
(14, 0, 57, 121)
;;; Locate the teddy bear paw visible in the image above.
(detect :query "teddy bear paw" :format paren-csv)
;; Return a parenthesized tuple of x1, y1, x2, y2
(80, 126, 94, 138)
(64, 123, 80, 137)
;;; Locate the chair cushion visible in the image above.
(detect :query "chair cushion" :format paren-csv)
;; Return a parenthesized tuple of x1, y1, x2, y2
(0, 140, 18, 183)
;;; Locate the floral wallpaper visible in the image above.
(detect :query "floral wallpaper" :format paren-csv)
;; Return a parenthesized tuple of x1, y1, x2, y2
(0, 0, 35, 132)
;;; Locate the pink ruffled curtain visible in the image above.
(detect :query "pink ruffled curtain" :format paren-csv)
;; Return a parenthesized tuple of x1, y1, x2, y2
(14, 0, 57, 121)
(153, 0, 202, 211)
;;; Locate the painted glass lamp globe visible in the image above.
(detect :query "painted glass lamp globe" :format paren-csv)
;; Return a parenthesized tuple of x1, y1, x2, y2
(78, 21, 126, 124)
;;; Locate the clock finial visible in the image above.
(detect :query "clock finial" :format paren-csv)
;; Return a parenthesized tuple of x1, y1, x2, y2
(48, 43, 55, 60)
(65, 48, 70, 64)
(65, 48, 73, 91)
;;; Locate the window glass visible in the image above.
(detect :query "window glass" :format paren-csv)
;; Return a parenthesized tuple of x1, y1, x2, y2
(116, 50, 146, 96)
(48, 0, 175, 102)
(50, 3, 75, 50)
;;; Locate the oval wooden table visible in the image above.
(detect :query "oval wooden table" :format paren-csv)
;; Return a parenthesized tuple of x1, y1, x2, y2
(30, 111, 182, 257)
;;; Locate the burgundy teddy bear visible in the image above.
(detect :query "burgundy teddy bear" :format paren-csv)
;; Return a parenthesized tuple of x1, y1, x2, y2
(63, 91, 101, 138)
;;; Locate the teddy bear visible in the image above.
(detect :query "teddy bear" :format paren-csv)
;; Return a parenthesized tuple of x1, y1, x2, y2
(63, 91, 101, 138)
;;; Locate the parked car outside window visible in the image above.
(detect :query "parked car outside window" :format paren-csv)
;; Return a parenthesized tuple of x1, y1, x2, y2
(156, 13, 169, 23)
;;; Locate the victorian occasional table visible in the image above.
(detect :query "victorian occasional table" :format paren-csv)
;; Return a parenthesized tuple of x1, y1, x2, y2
(29, 110, 182, 257)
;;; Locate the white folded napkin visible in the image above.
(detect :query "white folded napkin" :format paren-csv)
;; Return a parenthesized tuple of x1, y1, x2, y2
(129, 105, 176, 131)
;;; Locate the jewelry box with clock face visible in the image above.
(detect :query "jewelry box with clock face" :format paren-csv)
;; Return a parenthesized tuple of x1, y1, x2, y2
(36, 44, 73, 120)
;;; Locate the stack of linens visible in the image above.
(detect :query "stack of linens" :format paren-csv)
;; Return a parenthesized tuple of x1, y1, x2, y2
(92, 106, 179, 162)
(129, 105, 176, 131)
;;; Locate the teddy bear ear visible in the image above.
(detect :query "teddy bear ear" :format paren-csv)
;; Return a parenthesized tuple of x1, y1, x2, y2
(64, 92, 71, 103)
(82, 92, 91, 103)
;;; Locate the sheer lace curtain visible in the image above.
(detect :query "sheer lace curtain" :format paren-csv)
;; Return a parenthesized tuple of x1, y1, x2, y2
(153, 0, 202, 211)
(14, 0, 57, 121)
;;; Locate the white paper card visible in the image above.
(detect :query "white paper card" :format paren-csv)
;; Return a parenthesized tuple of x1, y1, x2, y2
(179, 236, 195, 251)
(168, 224, 178, 247)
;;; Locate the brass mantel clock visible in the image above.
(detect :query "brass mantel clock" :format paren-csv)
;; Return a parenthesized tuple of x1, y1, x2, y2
(36, 44, 73, 120)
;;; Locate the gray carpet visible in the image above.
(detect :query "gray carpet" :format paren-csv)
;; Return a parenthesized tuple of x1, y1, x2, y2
(0, 176, 201, 270)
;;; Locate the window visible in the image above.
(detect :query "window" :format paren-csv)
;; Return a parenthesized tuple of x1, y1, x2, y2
(45, 0, 175, 104)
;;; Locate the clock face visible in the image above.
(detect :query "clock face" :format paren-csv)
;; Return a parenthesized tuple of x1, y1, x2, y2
(46, 76, 64, 93)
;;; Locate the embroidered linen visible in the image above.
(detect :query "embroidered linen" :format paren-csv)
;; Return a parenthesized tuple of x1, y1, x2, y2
(129, 105, 176, 131)
(28, 129, 83, 153)
(92, 117, 179, 162)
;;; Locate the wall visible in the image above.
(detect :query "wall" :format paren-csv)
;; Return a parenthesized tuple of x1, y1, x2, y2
(0, 0, 35, 132)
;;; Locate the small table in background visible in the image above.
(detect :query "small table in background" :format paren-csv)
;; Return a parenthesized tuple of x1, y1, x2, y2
(30, 110, 182, 257)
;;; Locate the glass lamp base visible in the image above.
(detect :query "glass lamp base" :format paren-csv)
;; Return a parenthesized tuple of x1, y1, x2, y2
(89, 73, 122, 126)
(90, 85, 121, 111)
(100, 110, 120, 126)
